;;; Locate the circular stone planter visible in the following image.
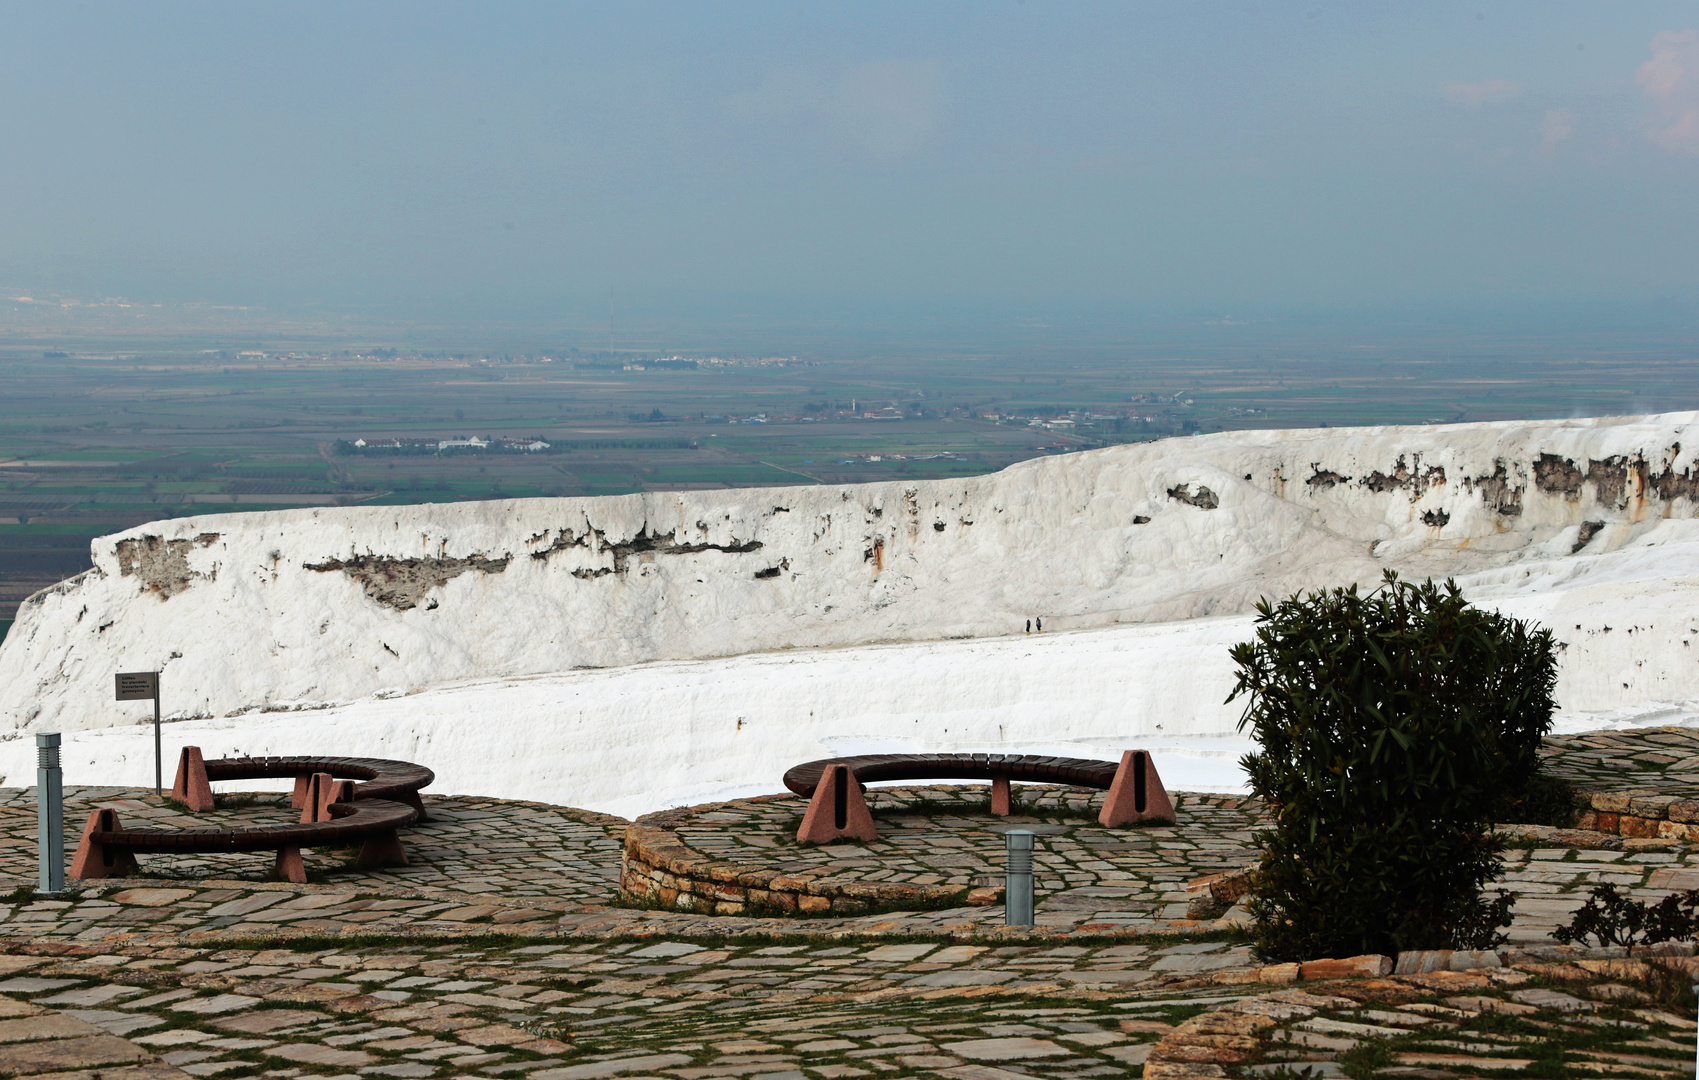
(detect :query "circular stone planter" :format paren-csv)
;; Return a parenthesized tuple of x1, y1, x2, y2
(619, 783, 1263, 917)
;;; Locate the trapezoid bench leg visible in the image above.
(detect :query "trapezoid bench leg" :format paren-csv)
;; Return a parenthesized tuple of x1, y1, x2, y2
(171, 746, 215, 812)
(1099, 749, 1176, 827)
(69, 808, 137, 880)
(318, 778, 355, 823)
(291, 774, 311, 811)
(990, 776, 1012, 817)
(299, 773, 340, 824)
(356, 830, 409, 869)
(275, 846, 307, 883)
(797, 763, 877, 844)
(400, 790, 429, 822)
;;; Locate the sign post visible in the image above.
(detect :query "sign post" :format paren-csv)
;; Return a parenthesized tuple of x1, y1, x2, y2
(115, 671, 161, 797)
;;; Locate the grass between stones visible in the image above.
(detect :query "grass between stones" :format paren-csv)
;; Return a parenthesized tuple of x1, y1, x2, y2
(194, 926, 1247, 953)
(13, 939, 1695, 1080)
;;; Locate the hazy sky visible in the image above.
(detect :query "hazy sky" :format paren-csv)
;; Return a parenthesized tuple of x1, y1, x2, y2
(3, 2, 1697, 327)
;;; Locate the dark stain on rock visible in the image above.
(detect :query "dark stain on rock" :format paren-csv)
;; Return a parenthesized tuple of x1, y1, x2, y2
(932, 521, 946, 531)
(529, 529, 591, 560)
(1133, 515, 1152, 525)
(1529, 450, 1697, 509)
(305, 552, 512, 610)
(1573, 520, 1605, 554)
(864, 536, 885, 570)
(1307, 466, 1350, 490)
(1650, 447, 1699, 503)
(1542, 451, 1631, 509)
(1586, 456, 1631, 508)
(1533, 453, 1585, 498)
(530, 524, 762, 575)
(114, 533, 220, 599)
(1421, 508, 1450, 528)
(1469, 460, 1523, 516)
(1361, 456, 1446, 501)
(1167, 484, 1219, 510)
(754, 566, 781, 579)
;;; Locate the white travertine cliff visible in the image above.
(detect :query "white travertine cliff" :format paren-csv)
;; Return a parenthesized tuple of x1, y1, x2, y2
(0, 413, 1695, 811)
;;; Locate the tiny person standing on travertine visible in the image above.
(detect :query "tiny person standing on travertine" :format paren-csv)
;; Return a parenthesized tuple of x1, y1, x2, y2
(1025, 619, 1031, 635)
(1036, 617, 1043, 633)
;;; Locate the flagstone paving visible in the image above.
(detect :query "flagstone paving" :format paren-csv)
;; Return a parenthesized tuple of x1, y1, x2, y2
(1145, 961, 1698, 1078)
(0, 728, 1693, 1077)
(1539, 726, 1699, 797)
(627, 785, 1262, 923)
(0, 934, 1694, 1079)
(0, 788, 629, 905)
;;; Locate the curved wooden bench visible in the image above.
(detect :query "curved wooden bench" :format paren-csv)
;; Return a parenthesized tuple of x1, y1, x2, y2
(72, 750, 435, 883)
(784, 751, 1174, 843)
(785, 753, 1120, 797)
(82, 798, 416, 856)
(200, 755, 434, 820)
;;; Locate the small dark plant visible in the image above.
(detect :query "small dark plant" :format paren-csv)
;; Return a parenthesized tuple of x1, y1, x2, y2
(1552, 883, 1699, 952)
(1634, 955, 1699, 1010)
(1501, 768, 1582, 828)
(1231, 572, 1557, 961)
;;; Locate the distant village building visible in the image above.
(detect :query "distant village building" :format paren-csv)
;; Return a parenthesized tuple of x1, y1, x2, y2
(347, 435, 547, 454)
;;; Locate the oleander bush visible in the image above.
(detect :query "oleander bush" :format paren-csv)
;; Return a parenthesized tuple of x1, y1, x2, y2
(1230, 571, 1558, 961)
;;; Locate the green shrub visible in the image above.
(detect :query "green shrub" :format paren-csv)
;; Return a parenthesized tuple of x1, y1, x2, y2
(1553, 884, 1699, 952)
(1502, 768, 1582, 828)
(1229, 571, 1557, 961)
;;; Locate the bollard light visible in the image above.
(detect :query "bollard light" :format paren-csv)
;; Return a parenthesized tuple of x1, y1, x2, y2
(1004, 828, 1035, 926)
(36, 733, 64, 894)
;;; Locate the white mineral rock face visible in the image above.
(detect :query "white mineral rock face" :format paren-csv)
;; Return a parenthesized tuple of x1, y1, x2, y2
(0, 412, 1695, 811)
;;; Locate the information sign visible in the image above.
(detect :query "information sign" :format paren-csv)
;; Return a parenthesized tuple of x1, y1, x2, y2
(114, 670, 163, 795)
(114, 672, 159, 701)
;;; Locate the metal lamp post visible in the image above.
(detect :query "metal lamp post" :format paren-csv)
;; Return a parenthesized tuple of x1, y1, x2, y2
(1004, 829, 1035, 926)
(36, 733, 63, 894)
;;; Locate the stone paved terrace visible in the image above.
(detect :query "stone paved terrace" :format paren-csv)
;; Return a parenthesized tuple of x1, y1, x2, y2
(0, 789, 628, 906)
(0, 933, 1695, 1079)
(0, 728, 1696, 1078)
(623, 786, 1262, 923)
(1539, 726, 1699, 798)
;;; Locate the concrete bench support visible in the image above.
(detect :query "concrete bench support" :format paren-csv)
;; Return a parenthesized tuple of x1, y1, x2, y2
(275, 846, 307, 883)
(1100, 749, 1176, 827)
(68, 808, 138, 880)
(797, 764, 877, 844)
(357, 830, 409, 868)
(171, 747, 215, 812)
